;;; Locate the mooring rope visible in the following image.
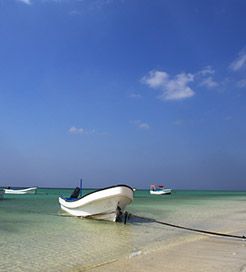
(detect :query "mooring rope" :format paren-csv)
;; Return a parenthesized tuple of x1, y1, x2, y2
(13, 208, 246, 240)
(123, 211, 246, 240)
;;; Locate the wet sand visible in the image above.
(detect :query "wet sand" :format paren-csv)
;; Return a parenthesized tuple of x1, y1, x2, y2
(82, 231, 246, 272)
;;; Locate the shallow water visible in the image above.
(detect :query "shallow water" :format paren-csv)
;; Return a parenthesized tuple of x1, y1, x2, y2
(0, 188, 246, 271)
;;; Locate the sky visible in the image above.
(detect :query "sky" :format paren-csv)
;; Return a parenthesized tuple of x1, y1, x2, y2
(0, 0, 246, 190)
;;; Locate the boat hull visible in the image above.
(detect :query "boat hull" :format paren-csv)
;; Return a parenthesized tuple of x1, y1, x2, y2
(3, 187, 38, 195)
(150, 189, 172, 195)
(59, 185, 133, 222)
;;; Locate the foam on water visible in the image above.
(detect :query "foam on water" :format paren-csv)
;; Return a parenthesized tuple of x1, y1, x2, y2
(0, 188, 246, 271)
(128, 250, 143, 258)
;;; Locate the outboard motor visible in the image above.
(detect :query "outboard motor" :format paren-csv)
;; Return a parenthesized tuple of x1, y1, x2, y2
(70, 187, 80, 199)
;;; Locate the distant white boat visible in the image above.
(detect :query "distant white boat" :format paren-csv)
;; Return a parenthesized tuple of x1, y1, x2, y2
(150, 185, 172, 195)
(59, 184, 134, 222)
(3, 187, 38, 195)
(0, 190, 5, 199)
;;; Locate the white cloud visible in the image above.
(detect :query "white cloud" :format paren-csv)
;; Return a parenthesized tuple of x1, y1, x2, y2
(237, 79, 246, 88)
(230, 48, 246, 71)
(196, 66, 219, 89)
(200, 77, 218, 88)
(174, 119, 185, 125)
(16, 0, 125, 6)
(69, 126, 84, 134)
(130, 93, 142, 99)
(138, 122, 150, 129)
(68, 126, 95, 135)
(141, 71, 169, 89)
(17, 0, 31, 4)
(141, 70, 195, 100)
(69, 10, 81, 15)
(198, 66, 215, 76)
(130, 120, 150, 130)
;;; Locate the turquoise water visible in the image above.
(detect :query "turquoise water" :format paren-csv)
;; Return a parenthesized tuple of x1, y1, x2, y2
(0, 188, 246, 271)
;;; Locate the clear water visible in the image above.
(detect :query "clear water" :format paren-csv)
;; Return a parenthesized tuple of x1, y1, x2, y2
(0, 188, 246, 271)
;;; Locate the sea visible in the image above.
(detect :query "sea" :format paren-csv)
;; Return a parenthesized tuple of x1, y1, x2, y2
(0, 188, 246, 272)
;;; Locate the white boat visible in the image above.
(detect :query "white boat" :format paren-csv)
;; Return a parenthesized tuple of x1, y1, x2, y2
(150, 185, 172, 195)
(59, 184, 134, 222)
(3, 187, 38, 195)
(0, 190, 4, 199)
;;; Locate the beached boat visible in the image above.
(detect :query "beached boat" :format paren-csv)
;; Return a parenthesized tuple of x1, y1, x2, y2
(150, 185, 172, 195)
(3, 187, 38, 195)
(59, 184, 134, 222)
(0, 190, 5, 199)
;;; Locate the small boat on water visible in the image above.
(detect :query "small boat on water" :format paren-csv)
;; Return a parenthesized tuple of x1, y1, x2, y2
(59, 180, 134, 222)
(0, 190, 5, 199)
(3, 187, 38, 195)
(150, 185, 172, 195)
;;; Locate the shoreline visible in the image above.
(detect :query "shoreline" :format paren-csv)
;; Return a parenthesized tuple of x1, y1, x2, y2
(78, 231, 246, 272)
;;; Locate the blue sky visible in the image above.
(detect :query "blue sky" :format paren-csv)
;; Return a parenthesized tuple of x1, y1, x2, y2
(0, 0, 246, 190)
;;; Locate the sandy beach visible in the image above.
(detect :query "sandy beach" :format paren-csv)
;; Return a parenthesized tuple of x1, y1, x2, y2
(82, 231, 246, 272)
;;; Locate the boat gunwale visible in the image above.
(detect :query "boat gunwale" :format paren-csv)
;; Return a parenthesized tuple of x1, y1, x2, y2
(60, 184, 133, 202)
